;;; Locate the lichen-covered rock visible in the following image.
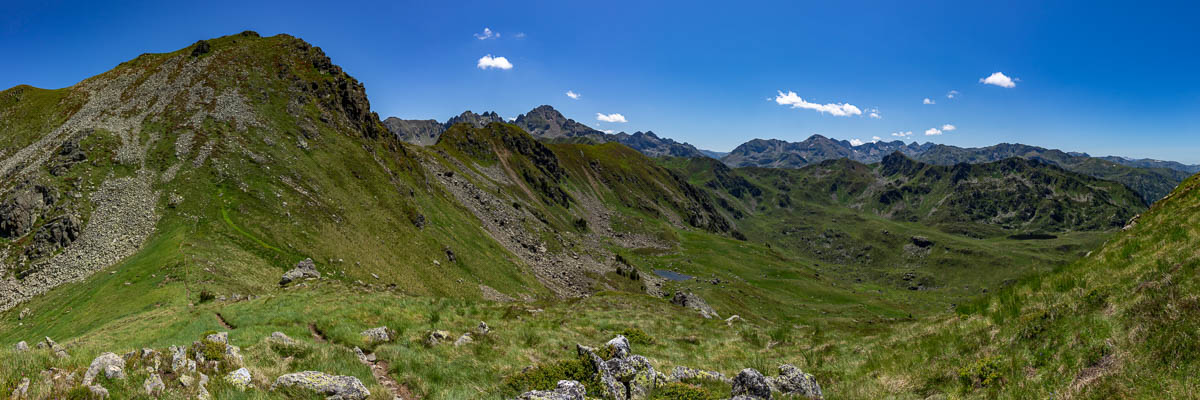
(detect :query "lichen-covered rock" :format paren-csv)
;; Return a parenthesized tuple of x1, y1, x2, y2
(454, 333, 473, 346)
(770, 364, 822, 399)
(271, 371, 370, 400)
(224, 343, 245, 368)
(669, 366, 729, 383)
(360, 326, 393, 344)
(227, 367, 252, 389)
(280, 258, 320, 286)
(671, 291, 719, 319)
(206, 331, 229, 344)
(9, 378, 29, 399)
(516, 379, 586, 400)
(14, 341, 29, 352)
(606, 335, 631, 359)
(87, 384, 109, 398)
(725, 315, 745, 326)
(144, 374, 165, 396)
(425, 330, 451, 346)
(732, 368, 772, 399)
(477, 321, 490, 334)
(84, 352, 126, 385)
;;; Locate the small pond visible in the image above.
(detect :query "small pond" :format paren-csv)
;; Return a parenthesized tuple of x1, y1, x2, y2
(653, 269, 694, 281)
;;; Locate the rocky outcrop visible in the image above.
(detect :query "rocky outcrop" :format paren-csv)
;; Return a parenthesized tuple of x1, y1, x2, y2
(671, 291, 719, 319)
(577, 337, 661, 400)
(271, 371, 370, 400)
(769, 364, 823, 399)
(280, 258, 320, 286)
(516, 380, 586, 400)
(360, 326, 393, 344)
(227, 367, 252, 389)
(83, 352, 126, 385)
(731, 368, 772, 399)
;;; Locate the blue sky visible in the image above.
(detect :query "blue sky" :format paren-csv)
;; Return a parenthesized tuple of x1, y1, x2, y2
(3, 1, 1198, 162)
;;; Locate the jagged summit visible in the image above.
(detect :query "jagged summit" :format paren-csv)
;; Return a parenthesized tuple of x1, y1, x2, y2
(383, 104, 708, 158)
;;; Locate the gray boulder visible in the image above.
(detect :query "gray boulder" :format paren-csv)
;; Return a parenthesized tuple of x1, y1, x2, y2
(770, 364, 822, 398)
(517, 379, 586, 400)
(87, 384, 109, 398)
(206, 331, 229, 344)
(9, 378, 29, 399)
(669, 366, 729, 383)
(671, 291, 719, 319)
(227, 367, 252, 389)
(425, 330, 451, 346)
(83, 352, 126, 385)
(360, 327, 393, 344)
(606, 335, 631, 359)
(271, 371, 370, 400)
(144, 374, 165, 396)
(731, 368, 771, 399)
(280, 258, 320, 286)
(269, 331, 298, 346)
(454, 333, 473, 347)
(14, 341, 29, 352)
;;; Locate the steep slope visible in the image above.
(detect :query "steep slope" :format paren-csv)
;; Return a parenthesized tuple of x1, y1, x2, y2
(814, 170, 1200, 398)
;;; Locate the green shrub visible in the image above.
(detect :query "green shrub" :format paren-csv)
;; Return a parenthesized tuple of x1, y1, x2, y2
(649, 382, 721, 400)
(501, 355, 601, 395)
(620, 327, 655, 345)
(958, 355, 1003, 389)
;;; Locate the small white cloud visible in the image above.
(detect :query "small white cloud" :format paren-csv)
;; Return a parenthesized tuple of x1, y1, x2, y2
(850, 139, 865, 146)
(946, 90, 959, 99)
(566, 90, 580, 100)
(507, 117, 516, 122)
(871, 136, 882, 142)
(514, 32, 526, 39)
(868, 108, 881, 119)
(891, 131, 913, 137)
(474, 27, 499, 40)
(601, 129, 615, 134)
(941, 124, 957, 131)
(923, 98, 935, 105)
(980, 72, 1016, 88)
(477, 55, 513, 70)
(925, 128, 943, 136)
(596, 113, 627, 123)
(772, 91, 862, 117)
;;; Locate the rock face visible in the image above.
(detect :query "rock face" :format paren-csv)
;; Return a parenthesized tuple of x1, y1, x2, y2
(770, 364, 823, 399)
(271, 371, 370, 400)
(671, 291, 719, 319)
(517, 380, 586, 400)
(731, 368, 772, 399)
(83, 352, 126, 385)
(280, 258, 320, 286)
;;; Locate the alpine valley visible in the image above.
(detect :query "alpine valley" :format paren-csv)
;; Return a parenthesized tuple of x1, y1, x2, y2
(2, 32, 1197, 400)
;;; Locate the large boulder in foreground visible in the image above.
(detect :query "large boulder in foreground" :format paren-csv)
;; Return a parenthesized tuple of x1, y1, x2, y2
(83, 352, 125, 385)
(271, 371, 370, 400)
(280, 258, 320, 286)
(731, 368, 772, 399)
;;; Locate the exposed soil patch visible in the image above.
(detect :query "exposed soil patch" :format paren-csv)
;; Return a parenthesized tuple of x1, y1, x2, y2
(214, 312, 235, 329)
(308, 323, 326, 343)
(359, 354, 415, 400)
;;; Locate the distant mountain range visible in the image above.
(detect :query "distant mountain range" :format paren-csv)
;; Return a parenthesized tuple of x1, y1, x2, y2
(384, 105, 708, 158)
(386, 107, 1197, 204)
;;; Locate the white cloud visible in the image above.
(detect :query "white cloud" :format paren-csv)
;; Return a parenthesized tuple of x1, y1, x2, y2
(923, 98, 935, 105)
(946, 90, 959, 99)
(507, 117, 516, 122)
(514, 32, 526, 39)
(477, 55, 513, 70)
(868, 108, 881, 119)
(980, 72, 1016, 88)
(891, 131, 913, 137)
(566, 90, 580, 100)
(872, 136, 882, 142)
(772, 91, 862, 117)
(925, 128, 943, 136)
(474, 27, 499, 40)
(941, 124, 957, 131)
(596, 113, 627, 123)
(850, 139, 865, 146)
(601, 129, 616, 134)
